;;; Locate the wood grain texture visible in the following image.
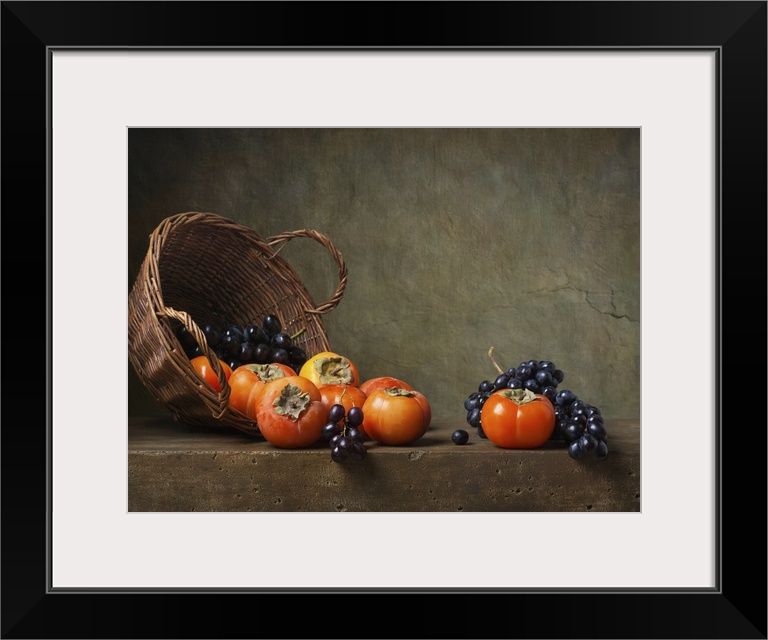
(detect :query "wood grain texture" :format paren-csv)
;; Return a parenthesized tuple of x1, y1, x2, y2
(129, 416, 639, 512)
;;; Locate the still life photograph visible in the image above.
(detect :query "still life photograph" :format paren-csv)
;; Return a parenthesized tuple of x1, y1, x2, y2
(127, 127, 641, 513)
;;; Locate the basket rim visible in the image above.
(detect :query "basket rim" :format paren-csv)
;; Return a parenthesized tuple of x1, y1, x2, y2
(146, 211, 348, 317)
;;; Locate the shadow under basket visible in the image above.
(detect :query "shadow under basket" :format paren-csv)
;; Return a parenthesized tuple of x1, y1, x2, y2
(128, 211, 348, 437)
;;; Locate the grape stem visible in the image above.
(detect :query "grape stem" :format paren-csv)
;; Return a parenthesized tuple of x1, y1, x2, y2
(337, 384, 352, 436)
(290, 328, 306, 340)
(488, 347, 504, 375)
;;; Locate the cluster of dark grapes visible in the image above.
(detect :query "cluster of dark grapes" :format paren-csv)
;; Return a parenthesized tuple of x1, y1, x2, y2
(321, 403, 367, 463)
(462, 356, 608, 461)
(550, 389, 608, 461)
(175, 313, 308, 372)
(464, 358, 565, 438)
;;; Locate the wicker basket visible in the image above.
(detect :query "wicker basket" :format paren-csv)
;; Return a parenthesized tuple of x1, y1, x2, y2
(128, 211, 348, 437)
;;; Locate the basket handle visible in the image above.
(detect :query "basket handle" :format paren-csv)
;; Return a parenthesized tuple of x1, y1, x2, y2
(266, 229, 348, 315)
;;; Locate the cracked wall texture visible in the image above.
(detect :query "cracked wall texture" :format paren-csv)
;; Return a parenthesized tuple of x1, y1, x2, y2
(128, 128, 640, 420)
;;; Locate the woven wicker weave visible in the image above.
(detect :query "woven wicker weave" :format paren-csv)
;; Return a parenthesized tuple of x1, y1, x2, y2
(128, 211, 347, 437)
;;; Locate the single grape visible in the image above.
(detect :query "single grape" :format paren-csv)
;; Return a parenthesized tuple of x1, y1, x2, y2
(542, 386, 558, 404)
(587, 414, 605, 427)
(465, 393, 482, 411)
(337, 435, 354, 452)
(578, 434, 598, 453)
(516, 365, 532, 381)
(224, 325, 245, 342)
(562, 422, 583, 442)
(523, 378, 540, 393)
(549, 421, 565, 441)
(479, 380, 494, 393)
(452, 429, 469, 445)
(568, 440, 585, 459)
(238, 342, 254, 363)
(594, 440, 608, 460)
(493, 374, 510, 390)
(506, 377, 523, 389)
(347, 406, 364, 427)
(253, 343, 271, 364)
(269, 347, 290, 365)
(328, 403, 346, 424)
(219, 334, 240, 358)
(570, 399, 587, 415)
(203, 323, 222, 348)
(346, 427, 365, 443)
(322, 422, 341, 440)
(245, 324, 269, 345)
(263, 314, 282, 336)
(271, 332, 293, 349)
(555, 389, 576, 406)
(350, 442, 367, 461)
(331, 446, 347, 463)
(287, 346, 308, 369)
(571, 413, 587, 426)
(587, 422, 607, 440)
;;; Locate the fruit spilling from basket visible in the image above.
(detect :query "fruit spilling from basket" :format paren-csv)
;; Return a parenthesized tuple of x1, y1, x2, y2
(179, 312, 432, 461)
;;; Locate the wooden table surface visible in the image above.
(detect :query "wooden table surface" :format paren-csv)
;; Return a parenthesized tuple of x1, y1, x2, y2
(129, 416, 640, 512)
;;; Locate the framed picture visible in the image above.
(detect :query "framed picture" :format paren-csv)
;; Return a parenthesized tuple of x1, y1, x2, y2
(7, 1, 765, 638)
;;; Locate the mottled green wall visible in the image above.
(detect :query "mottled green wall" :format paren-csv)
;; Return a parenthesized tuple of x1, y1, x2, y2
(128, 128, 640, 420)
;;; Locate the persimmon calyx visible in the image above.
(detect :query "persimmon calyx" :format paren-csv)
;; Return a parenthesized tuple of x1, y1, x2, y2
(272, 383, 312, 420)
(384, 388, 417, 397)
(498, 388, 539, 405)
(243, 363, 289, 383)
(313, 356, 355, 385)
(260, 364, 289, 382)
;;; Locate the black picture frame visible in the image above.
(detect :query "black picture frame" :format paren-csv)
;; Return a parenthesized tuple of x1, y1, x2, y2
(4, 1, 765, 638)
